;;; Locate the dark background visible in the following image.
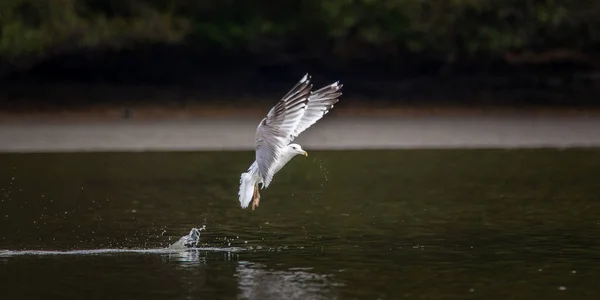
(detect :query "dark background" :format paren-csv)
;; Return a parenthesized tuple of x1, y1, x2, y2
(1, 0, 599, 108)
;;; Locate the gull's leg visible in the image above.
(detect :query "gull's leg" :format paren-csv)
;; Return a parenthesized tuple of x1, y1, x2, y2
(251, 183, 261, 210)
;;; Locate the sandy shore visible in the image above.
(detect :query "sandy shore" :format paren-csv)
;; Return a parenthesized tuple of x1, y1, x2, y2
(1, 110, 600, 152)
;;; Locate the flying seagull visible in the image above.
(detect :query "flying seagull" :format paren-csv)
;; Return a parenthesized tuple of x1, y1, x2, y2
(238, 73, 343, 210)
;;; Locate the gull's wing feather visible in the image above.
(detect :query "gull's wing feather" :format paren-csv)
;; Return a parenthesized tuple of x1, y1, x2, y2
(255, 74, 313, 187)
(291, 81, 343, 139)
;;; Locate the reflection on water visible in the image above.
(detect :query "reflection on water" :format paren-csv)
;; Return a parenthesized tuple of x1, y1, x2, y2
(0, 150, 600, 299)
(236, 261, 340, 300)
(164, 249, 208, 267)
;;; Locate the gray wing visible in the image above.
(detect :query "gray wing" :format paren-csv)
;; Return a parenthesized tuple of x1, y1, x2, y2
(291, 81, 343, 139)
(255, 74, 313, 187)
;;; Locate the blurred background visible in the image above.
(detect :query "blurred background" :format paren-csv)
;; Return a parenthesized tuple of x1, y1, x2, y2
(1, 0, 599, 114)
(2, 3, 600, 299)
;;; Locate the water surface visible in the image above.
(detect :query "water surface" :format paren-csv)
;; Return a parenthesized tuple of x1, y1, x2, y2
(1, 150, 600, 299)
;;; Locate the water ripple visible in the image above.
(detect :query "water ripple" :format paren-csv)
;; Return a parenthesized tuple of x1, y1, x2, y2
(0, 247, 244, 257)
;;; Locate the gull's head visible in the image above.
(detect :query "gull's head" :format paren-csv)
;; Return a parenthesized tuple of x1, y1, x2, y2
(288, 143, 308, 157)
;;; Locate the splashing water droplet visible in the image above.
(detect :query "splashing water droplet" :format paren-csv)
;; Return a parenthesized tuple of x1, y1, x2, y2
(317, 160, 329, 182)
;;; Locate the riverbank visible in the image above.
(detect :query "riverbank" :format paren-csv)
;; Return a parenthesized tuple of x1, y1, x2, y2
(2, 107, 599, 152)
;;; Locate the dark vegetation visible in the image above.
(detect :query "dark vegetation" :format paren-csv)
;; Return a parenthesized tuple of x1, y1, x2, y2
(1, 0, 599, 106)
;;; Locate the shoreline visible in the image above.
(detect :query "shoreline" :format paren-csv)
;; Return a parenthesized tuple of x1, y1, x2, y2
(1, 112, 600, 152)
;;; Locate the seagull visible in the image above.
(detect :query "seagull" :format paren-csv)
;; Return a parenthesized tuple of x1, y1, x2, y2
(238, 73, 343, 210)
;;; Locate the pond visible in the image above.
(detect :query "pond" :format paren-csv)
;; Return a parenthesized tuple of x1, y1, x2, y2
(1, 149, 600, 299)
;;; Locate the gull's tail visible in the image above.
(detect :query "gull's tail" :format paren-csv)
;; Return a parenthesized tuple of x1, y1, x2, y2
(238, 163, 260, 209)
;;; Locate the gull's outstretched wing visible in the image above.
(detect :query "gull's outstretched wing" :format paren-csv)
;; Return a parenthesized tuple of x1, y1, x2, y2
(291, 81, 343, 139)
(255, 74, 313, 187)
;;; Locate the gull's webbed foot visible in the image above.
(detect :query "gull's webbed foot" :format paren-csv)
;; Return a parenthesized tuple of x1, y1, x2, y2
(251, 184, 261, 210)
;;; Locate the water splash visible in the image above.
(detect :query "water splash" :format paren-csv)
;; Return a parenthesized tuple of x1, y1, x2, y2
(0, 226, 245, 257)
(317, 160, 330, 184)
(1, 176, 15, 203)
(0, 247, 242, 257)
(168, 226, 206, 249)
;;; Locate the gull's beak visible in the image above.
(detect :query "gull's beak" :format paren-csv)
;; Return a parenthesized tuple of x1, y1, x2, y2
(303, 151, 308, 157)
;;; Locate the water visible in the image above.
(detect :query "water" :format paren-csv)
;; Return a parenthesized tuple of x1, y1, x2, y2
(1, 149, 600, 299)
